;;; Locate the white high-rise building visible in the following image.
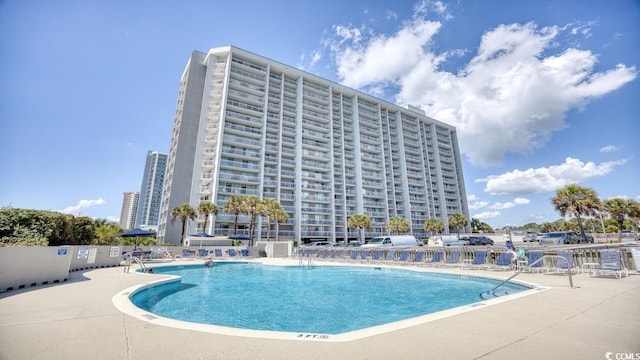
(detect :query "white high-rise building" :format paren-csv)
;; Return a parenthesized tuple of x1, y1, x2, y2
(157, 46, 469, 245)
(135, 150, 168, 231)
(119, 191, 139, 230)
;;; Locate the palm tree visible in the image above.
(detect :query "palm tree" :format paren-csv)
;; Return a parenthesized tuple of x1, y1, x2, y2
(171, 203, 197, 246)
(271, 208, 289, 242)
(94, 221, 122, 245)
(198, 201, 218, 234)
(470, 218, 482, 233)
(448, 213, 468, 238)
(479, 221, 494, 233)
(423, 218, 445, 236)
(242, 195, 265, 246)
(551, 184, 601, 241)
(223, 195, 245, 235)
(386, 216, 410, 234)
(348, 214, 371, 244)
(604, 198, 640, 241)
(262, 198, 283, 241)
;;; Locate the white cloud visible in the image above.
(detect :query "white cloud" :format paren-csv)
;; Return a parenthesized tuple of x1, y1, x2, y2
(490, 202, 515, 210)
(60, 198, 106, 215)
(385, 10, 398, 20)
(480, 157, 628, 195)
(319, 11, 637, 167)
(469, 200, 489, 210)
(489, 197, 529, 209)
(599, 145, 618, 153)
(473, 211, 501, 219)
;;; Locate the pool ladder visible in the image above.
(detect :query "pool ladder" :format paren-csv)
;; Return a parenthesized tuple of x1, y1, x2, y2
(298, 256, 314, 269)
(479, 254, 574, 299)
(124, 255, 146, 273)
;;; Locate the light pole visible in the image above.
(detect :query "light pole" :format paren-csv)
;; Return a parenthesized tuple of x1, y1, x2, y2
(599, 212, 607, 242)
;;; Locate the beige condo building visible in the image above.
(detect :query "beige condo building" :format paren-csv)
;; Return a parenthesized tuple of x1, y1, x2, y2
(157, 46, 469, 245)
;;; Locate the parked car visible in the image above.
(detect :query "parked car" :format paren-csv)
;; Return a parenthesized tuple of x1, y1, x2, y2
(539, 231, 582, 245)
(467, 235, 494, 245)
(306, 241, 331, 247)
(582, 233, 595, 243)
(331, 242, 361, 247)
(522, 232, 538, 242)
(361, 235, 422, 248)
(440, 235, 470, 246)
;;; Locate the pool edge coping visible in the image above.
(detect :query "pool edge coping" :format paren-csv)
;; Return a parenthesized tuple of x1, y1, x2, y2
(111, 260, 550, 342)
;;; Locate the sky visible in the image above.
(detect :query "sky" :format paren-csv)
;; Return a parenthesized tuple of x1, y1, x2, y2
(1, 0, 638, 229)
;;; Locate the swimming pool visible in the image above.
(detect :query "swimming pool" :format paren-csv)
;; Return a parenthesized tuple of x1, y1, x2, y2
(127, 262, 532, 338)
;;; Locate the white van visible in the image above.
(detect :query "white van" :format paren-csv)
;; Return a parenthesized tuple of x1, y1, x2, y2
(438, 235, 469, 246)
(361, 235, 422, 248)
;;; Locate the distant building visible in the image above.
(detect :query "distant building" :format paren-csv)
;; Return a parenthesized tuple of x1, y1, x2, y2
(119, 191, 139, 230)
(134, 150, 168, 231)
(158, 46, 469, 245)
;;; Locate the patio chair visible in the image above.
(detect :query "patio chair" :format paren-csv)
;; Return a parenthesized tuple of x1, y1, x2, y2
(382, 249, 396, 263)
(463, 249, 488, 269)
(592, 250, 629, 279)
(442, 250, 460, 267)
(335, 249, 349, 262)
(488, 252, 512, 271)
(520, 250, 544, 273)
(369, 249, 384, 263)
(181, 248, 195, 260)
(396, 249, 411, 263)
(425, 250, 444, 267)
(548, 251, 577, 274)
(197, 248, 209, 258)
(359, 249, 370, 262)
(412, 251, 426, 264)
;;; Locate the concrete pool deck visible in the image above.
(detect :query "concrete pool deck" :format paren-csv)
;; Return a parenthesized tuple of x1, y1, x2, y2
(1, 259, 639, 360)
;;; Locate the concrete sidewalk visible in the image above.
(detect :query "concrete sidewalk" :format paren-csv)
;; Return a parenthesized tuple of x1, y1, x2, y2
(1, 261, 639, 360)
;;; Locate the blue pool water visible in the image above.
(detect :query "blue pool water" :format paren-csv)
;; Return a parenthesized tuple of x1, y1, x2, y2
(131, 263, 529, 334)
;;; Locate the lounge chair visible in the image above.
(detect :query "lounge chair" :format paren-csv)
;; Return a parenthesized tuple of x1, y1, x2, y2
(442, 250, 460, 267)
(396, 249, 411, 263)
(412, 251, 426, 264)
(520, 250, 544, 273)
(369, 249, 384, 262)
(213, 248, 223, 258)
(488, 252, 512, 271)
(592, 250, 629, 279)
(426, 250, 444, 267)
(549, 251, 576, 274)
(383, 249, 396, 263)
(181, 248, 195, 260)
(359, 249, 370, 262)
(227, 249, 237, 257)
(336, 249, 349, 261)
(463, 249, 488, 269)
(197, 248, 209, 258)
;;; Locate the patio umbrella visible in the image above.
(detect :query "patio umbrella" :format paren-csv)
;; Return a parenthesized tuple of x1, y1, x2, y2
(189, 232, 213, 248)
(229, 234, 251, 247)
(117, 228, 155, 247)
(189, 232, 213, 237)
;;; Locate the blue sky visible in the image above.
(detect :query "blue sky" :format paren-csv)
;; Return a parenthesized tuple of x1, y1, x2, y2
(1, 0, 638, 229)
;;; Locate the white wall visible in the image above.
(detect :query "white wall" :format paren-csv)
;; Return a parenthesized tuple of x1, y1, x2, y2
(0, 247, 72, 292)
(68, 246, 123, 271)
